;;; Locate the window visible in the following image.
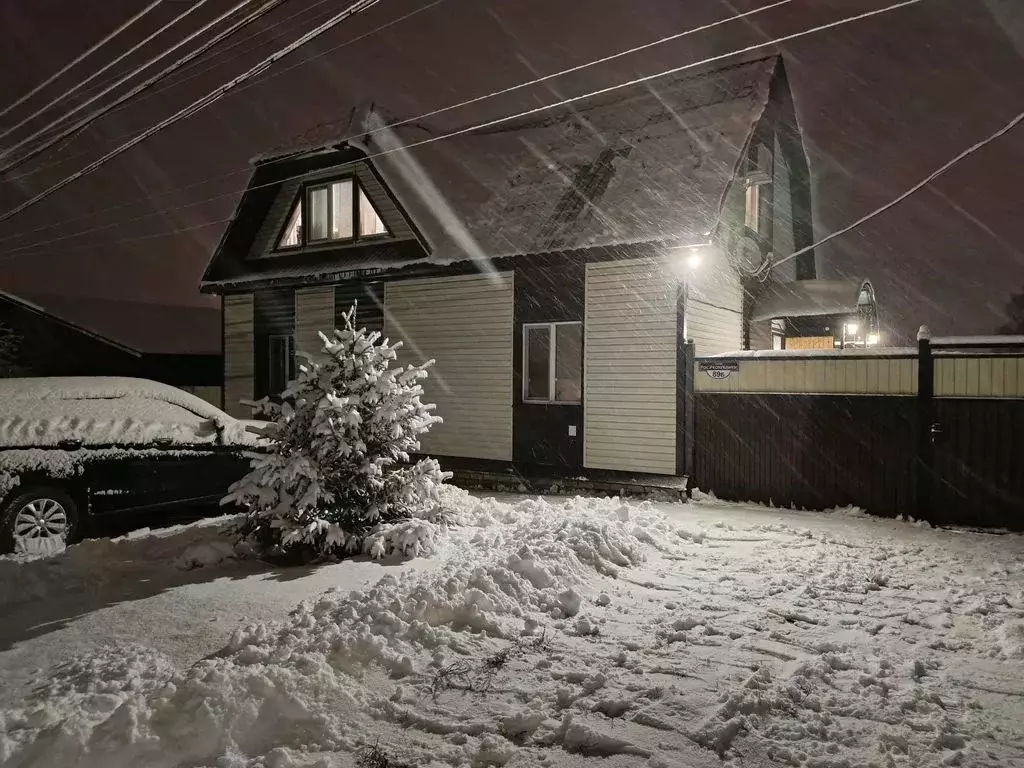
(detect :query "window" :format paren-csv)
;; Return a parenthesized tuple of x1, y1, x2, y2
(276, 177, 388, 250)
(268, 334, 294, 395)
(744, 182, 760, 232)
(771, 318, 785, 350)
(523, 322, 582, 403)
(278, 201, 302, 248)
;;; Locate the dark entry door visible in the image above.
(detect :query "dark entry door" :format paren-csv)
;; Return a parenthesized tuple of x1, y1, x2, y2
(930, 398, 1024, 529)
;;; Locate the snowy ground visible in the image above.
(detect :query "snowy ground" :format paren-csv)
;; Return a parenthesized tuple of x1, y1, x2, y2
(1, 489, 1023, 768)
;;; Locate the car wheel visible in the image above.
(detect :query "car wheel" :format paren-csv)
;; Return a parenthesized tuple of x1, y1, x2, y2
(0, 488, 80, 555)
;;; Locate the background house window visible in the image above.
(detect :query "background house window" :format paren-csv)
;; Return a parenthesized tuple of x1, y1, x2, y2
(523, 322, 582, 403)
(267, 334, 294, 395)
(771, 318, 785, 350)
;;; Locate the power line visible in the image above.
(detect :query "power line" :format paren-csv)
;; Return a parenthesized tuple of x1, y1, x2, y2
(0, 0, 802, 247)
(0, 0, 287, 175)
(770, 109, 1024, 273)
(0, 0, 384, 226)
(0, 1, 163, 121)
(0, 0, 445, 248)
(0, 0, 212, 147)
(3, 0, 347, 184)
(0, 0, 924, 242)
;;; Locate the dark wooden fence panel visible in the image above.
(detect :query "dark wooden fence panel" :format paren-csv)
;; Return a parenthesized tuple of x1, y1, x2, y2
(931, 398, 1024, 529)
(694, 394, 916, 518)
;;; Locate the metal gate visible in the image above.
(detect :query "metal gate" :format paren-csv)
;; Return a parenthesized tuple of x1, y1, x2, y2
(925, 342, 1024, 528)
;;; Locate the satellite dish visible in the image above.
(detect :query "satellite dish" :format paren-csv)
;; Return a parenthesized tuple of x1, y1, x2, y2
(737, 234, 764, 274)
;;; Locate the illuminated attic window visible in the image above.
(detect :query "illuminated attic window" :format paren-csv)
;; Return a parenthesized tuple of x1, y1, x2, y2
(276, 178, 387, 250)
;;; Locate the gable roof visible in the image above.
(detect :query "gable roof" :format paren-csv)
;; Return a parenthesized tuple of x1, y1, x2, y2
(410, 56, 778, 258)
(203, 55, 783, 289)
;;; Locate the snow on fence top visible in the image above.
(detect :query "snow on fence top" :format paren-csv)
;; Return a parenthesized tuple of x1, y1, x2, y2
(0, 377, 258, 449)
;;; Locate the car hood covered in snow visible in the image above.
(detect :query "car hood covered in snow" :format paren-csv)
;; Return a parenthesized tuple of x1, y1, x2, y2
(0, 377, 267, 449)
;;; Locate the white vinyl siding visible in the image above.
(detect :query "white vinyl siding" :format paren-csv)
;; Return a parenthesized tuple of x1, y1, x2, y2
(295, 286, 336, 363)
(685, 247, 744, 356)
(224, 293, 254, 418)
(585, 259, 678, 474)
(384, 273, 514, 461)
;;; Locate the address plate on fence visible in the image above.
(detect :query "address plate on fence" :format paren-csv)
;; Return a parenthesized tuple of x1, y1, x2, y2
(699, 361, 739, 379)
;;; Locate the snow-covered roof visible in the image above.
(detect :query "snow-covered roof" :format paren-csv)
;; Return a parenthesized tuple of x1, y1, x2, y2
(369, 57, 777, 259)
(0, 377, 253, 449)
(751, 278, 874, 322)
(204, 57, 781, 289)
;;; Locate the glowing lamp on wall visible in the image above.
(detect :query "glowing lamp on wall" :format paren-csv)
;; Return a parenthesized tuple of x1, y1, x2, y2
(845, 322, 859, 335)
(866, 333, 880, 346)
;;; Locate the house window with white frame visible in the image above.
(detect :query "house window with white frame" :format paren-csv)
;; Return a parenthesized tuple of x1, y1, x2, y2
(523, 322, 582, 404)
(276, 178, 387, 250)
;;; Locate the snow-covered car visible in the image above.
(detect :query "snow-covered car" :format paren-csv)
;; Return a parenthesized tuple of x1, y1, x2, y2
(0, 377, 268, 554)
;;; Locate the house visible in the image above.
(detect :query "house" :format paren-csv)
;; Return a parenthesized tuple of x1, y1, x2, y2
(0, 292, 223, 406)
(749, 277, 882, 349)
(201, 55, 818, 477)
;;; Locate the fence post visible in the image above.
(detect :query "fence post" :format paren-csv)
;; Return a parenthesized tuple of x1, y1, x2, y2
(915, 326, 934, 522)
(682, 341, 696, 495)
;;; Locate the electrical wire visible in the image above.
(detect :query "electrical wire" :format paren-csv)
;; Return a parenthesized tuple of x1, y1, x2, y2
(0, 0, 445, 247)
(0, 0, 825, 247)
(0, 0, 288, 175)
(0, 0, 925, 241)
(0, 0, 163, 121)
(3, 0, 349, 184)
(0, 0, 212, 147)
(0, 0, 383, 226)
(769, 109, 1024, 275)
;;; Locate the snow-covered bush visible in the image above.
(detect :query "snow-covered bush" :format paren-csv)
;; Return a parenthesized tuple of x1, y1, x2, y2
(223, 305, 451, 563)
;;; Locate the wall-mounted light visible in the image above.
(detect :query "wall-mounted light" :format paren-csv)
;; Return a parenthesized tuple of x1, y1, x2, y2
(686, 250, 702, 269)
(845, 322, 859, 335)
(866, 333, 880, 346)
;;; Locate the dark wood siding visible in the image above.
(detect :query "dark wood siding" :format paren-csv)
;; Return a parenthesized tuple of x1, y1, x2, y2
(253, 288, 295, 399)
(335, 282, 384, 333)
(513, 253, 585, 471)
(930, 398, 1024, 529)
(694, 393, 917, 518)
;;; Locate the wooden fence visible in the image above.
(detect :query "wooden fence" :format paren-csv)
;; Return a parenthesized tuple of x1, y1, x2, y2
(688, 332, 1024, 529)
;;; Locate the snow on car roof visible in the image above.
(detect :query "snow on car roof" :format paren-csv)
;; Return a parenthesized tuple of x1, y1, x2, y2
(0, 377, 225, 449)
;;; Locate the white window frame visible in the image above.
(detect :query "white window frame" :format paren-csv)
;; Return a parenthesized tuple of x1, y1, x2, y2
(522, 321, 582, 405)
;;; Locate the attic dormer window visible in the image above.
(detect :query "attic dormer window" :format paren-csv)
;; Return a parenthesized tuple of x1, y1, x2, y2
(276, 177, 387, 250)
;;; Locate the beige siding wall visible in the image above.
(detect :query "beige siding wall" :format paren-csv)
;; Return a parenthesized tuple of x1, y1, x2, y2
(295, 286, 335, 363)
(585, 258, 678, 475)
(935, 356, 1024, 398)
(686, 247, 744, 356)
(384, 273, 514, 461)
(696, 356, 918, 395)
(224, 294, 254, 417)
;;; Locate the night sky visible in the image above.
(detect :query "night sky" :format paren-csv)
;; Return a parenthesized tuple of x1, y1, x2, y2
(0, 0, 1021, 346)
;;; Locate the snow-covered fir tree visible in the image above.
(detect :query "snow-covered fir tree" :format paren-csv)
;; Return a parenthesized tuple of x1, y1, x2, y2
(224, 305, 451, 562)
